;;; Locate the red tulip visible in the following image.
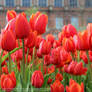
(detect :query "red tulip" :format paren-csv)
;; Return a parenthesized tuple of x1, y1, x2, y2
(29, 12, 48, 34)
(64, 61, 87, 75)
(53, 40, 61, 48)
(44, 54, 50, 66)
(6, 10, 17, 22)
(46, 34, 55, 44)
(66, 79, 84, 92)
(62, 37, 75, 52)
(50, 47, 61, 65)
(31, 70, 44, 88)
(15, 14, 30, 39)
(1, 72, 16, 92)
(80, 51, 88, 64)
(87, 23, 92, 36)
(51, 80, 64, 92)
(77, 31, 90, 50)
(2, 66, 8, 74)
(47, 77, 53, 84)
(39, 40, 51, 55)
(55, 73, 63, 81)
(62, 24, 77, 38)
(58, 32, 65, 43)
(89, 50, 92, 62)
(1, 30, 16, 51)
(25, 32, 37, 48)
(35, 36, 44, 49)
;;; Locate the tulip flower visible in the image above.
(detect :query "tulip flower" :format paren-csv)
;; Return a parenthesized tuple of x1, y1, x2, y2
(64, 61, 87, 75)
(15, 14, 30, 39)
(87, 23, 92, 36)
(39, 40, 51, 55)
(2, 66, 8, 74)
(62, 24, 77, 38)
(62, 37, 76, 52)
(25, 32, 37, 48)
(51, 80, 64, 92)
(58, 32, 65, 43)
(66, 79, 84, 92)
(1, 30, 16, 51)
(77, 31, 90, 50)
(89, 50, 92, 62)
(1, 72, 16, 92)
(31, 70, 44, 88)
(44, 54, 50, 66)
(50, 47, 62, 65)
(29, 12, 48, 34)
(35, 36, 44, 49)
(6, 10, 17, 22)
(80, 51, 88, 64)
(46, 34, 55, 44)
(53, 40, 61, 48)
(55, 73, 63, 81)
(47, 77, 53, 84)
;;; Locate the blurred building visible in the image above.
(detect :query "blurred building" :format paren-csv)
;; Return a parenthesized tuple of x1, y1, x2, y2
(0, 0, 92, 35)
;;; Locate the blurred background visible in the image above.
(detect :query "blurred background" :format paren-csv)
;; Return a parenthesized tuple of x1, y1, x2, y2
(0, 0, 92, 36)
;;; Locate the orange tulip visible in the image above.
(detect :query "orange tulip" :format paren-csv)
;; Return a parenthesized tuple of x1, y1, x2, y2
(15, 14, 30, 39)
(66, 79, 84, 92)
(6, 10, 17, 22)
(1, 30, 16, 51)
(51, 80, 64, 92)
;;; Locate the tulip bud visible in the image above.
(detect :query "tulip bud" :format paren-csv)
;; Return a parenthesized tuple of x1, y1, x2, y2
(31, 70, 44, 88)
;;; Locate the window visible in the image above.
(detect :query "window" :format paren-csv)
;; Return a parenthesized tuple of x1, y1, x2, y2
(6, 0, 14, 7)
(56, 17, 63, 30)
(71, 17, 79, 28)
(87, 18, 92, 23)
(39, 0, 48, 7)
(54, 0, 63, 7)
(22, 0, 31, 7)
(70, 0, 77, 8)
(85, 0, 92, 8)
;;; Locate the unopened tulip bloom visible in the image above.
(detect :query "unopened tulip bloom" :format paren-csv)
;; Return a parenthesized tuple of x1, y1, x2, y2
(31, 70, 44, 88)
(1, 72, 16, 92)
(6, 10, 17, 22)
(46, 34, 55, 44)
(29, 12, 48, 34)
(62, 24, 77, 38)
(62, 37, 75, 52)
(1, 30, 16, 51)
(15, 14, 30, 39)
(44, 54, 50, 66)
(55, 73, 63, 81)
(39, 40, 51, 55)
(53, 40, 61, 48)
(66, 79, 84, 92)
(51, 80, 64, 92)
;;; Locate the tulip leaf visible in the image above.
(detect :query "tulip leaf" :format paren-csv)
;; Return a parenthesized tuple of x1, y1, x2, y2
(1, 46, 22, 63)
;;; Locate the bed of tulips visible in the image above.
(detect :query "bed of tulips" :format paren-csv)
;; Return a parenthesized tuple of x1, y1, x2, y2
(0, 10, 92, 92)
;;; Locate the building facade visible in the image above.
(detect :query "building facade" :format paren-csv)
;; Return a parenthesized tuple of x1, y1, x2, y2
(0, 0, 92, 35)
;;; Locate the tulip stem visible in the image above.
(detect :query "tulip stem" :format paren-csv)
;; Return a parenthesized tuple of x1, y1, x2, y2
(26, 48, 29, 66)
(0, 50, 3, 76)
(22, 39, 26, 88)
(77, 50, 80, 62)
(8, 52, 11, 72)
(86, 51, 92, 81)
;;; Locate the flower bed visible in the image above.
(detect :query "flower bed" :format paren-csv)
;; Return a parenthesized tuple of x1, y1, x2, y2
(0, 10, 92, 92)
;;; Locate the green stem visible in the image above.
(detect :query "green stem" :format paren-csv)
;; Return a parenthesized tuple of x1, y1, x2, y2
(22, 39, 25, 88)
(26, 48, 29, 66)
(86, 51, 92, 81)
(0, 50, 3, 76)
(31, 47, 35, 73)
(71, 52, 74, 61)
(2, 46, 22, 62)
(77, 50, 80, 62)
(8, 52, 11, 72)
